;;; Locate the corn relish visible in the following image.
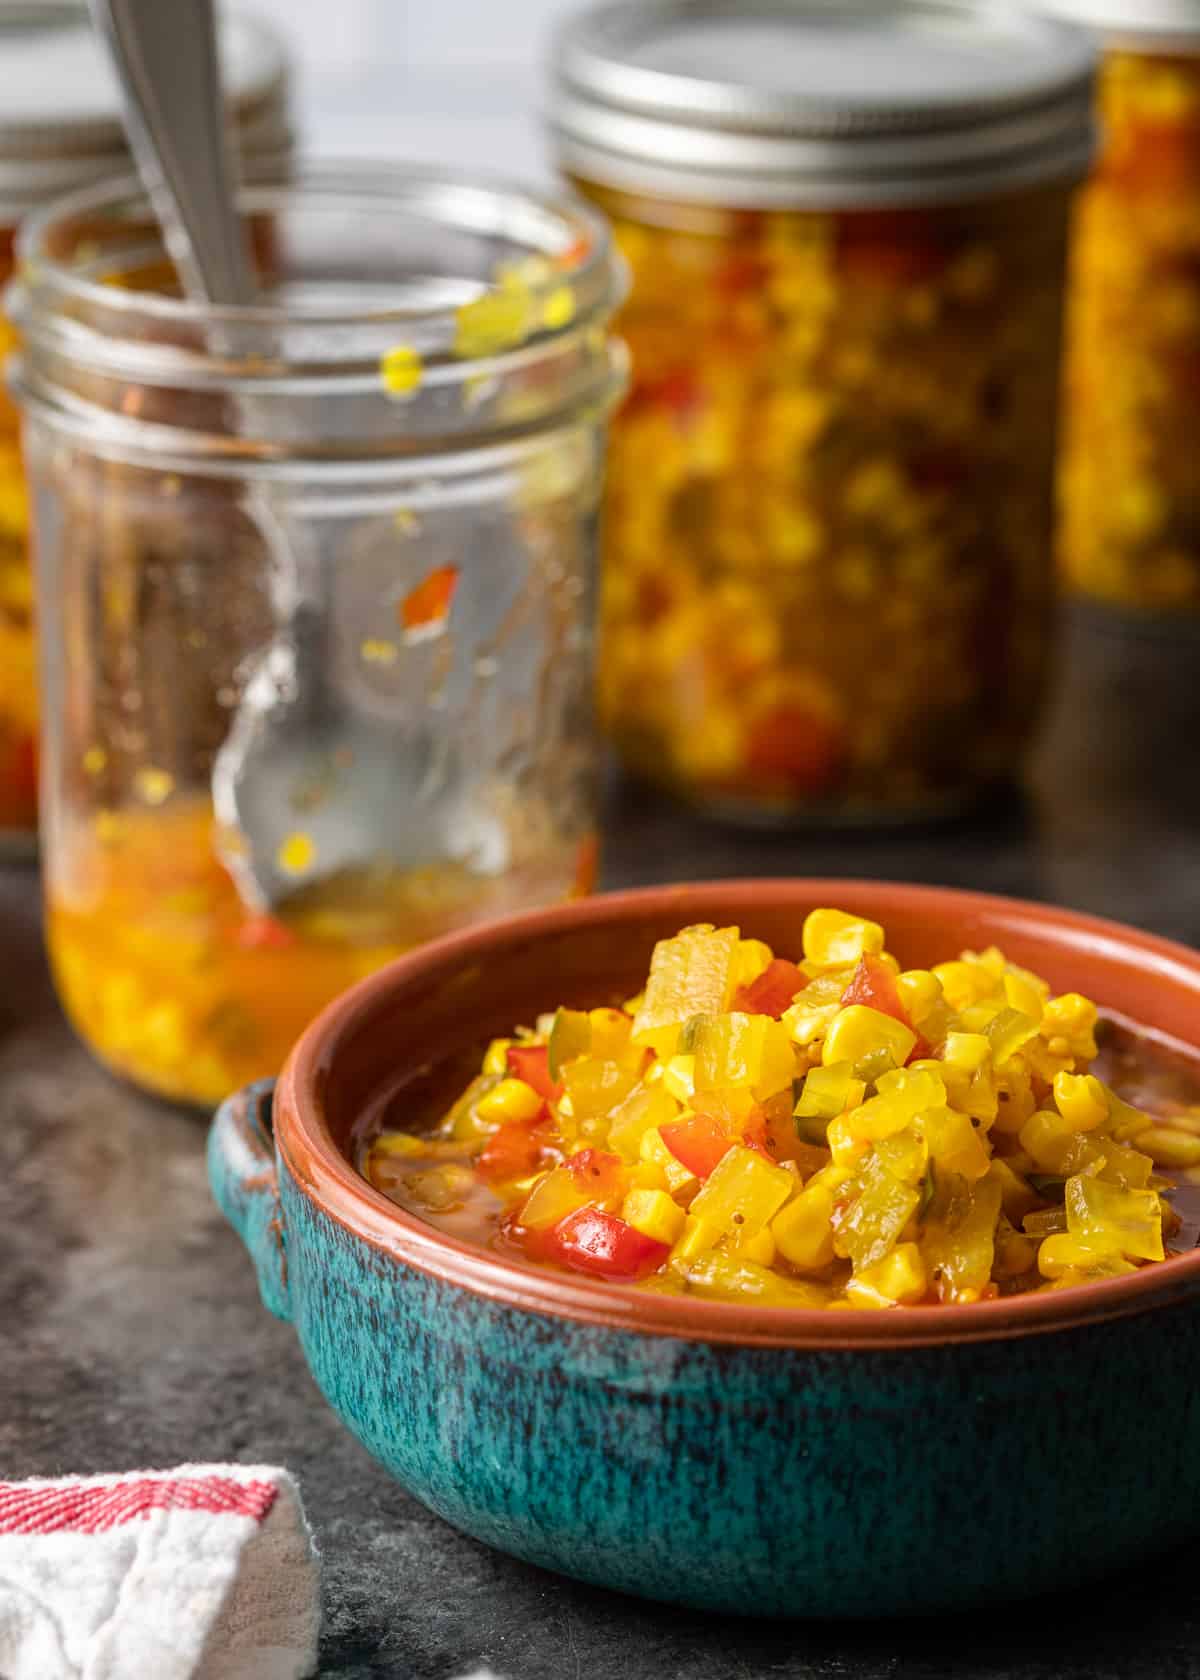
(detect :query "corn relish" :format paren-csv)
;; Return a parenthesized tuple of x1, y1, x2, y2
(588, 188, 1070, 816)
(551, 0, 1096, 818)
(1060, 46, 1200, 609)
(0, 230, 37, 843)
(364, 909, 1190, 1309)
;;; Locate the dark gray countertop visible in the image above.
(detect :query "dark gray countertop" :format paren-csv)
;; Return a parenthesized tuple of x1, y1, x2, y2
(4, 608, 1200, 1680)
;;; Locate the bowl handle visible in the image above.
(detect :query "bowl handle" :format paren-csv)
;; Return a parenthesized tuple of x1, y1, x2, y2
(207, 1079, 292, 1322)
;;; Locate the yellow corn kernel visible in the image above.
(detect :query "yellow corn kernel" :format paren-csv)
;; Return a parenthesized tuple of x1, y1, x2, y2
(823, 1005, 916, 1070)
(1052, 1071, 1109, 1134)
(802, 908, 885, 968)
(622, 1187, 687, 1246)
(933, 960, 994, 1011)
(640, 1127, 699, 1195)
(475, 1077, 544, 1126)
(941, 1031, 992, 1076)
(795, 1061, 865, 1121)
(771, 1182, 837, 1272)
(690, 1144, 794, 1237)
(1137, 1127, 1200, 1170)
(482, 1038, 513, 1076)
(1040, 993, 1099, 1060)
(520, 1167, 590, 1230)
(662, 1054, 696, 1103)
(783, 995, 844, 1048)
(827, 1113, 870, 1167)
(895, 969, 943, 1024)
(670, 1213, 721, 1263)
(589, 1008, 632, 1061)
(731, 938, 774, 991)
(846, 1243, 927, 1308)
(1019, 1108, 1077, 1173)
(1003, 970, 1045, 1021)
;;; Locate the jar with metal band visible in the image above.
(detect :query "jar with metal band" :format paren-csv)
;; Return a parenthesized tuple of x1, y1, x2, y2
(550, 0, 1097, 822)
(0, 0, 291, 854)
(1046, 0, 1200, 612)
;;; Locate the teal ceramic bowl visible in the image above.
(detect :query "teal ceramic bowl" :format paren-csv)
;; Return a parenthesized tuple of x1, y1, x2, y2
(208, 880, 1200, 1617)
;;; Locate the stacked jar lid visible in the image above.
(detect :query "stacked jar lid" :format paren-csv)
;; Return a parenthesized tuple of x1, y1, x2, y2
(0, 0, 292, 226)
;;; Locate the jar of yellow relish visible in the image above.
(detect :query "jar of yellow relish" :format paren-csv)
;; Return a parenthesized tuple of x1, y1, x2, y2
(551, 0, 1097, 821)
(0, 1, 291, 855)
(1046, 1, 1200, 611)
(10, 163, 625, 1108)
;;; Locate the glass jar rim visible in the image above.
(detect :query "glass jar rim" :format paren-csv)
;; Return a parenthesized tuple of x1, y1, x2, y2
(9, 160, 628, 476)
(15, 158, 618, 338)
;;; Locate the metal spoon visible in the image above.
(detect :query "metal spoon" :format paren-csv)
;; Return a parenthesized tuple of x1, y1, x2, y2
(89, 0, 441, 914)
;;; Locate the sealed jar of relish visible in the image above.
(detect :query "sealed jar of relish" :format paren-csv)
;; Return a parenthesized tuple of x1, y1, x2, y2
(551, 0, 1097, 822)
(0, 0, 291, 854)
(1046, 1, 1200, 612)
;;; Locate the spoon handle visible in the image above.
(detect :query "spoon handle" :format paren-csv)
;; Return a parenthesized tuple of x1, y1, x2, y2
(88, 0, 256, 307)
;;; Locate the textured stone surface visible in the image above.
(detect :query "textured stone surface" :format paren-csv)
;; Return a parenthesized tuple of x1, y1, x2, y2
(4, 611, 1200, 1676)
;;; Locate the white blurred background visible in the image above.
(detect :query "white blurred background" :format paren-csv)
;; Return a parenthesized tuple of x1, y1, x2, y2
(249, 0, 576, 180)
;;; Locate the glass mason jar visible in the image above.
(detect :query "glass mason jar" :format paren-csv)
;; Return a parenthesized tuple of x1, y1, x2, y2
(1048, 2, 1200, 610)
(10, 163, 626, 1107)
(551, 0, 1097, 822)
(0, 0, 292, 854)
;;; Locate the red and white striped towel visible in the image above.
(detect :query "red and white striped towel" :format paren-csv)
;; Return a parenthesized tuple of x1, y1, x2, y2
(0, 1465, 319, 1680)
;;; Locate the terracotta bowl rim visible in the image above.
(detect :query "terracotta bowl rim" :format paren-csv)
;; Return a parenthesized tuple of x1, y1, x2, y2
(274, 878, 1200, 1352)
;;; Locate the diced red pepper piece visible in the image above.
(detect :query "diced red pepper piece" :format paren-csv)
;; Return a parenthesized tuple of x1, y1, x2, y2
(732, 957, 806, 1018)
(235, 913, 296, 951)
(546, 1206, 669, 1280)
(399, 565, 459, 633)
(841, 953, 905, 1020)
(743, 706, 846, 796)
(660, 1114, 733, 1181)
(505, 1043, 562, 1102)
(565, 1149, 626, 1202)
(841, 956, 930, 1061)
(477, 1121, 546, 1185)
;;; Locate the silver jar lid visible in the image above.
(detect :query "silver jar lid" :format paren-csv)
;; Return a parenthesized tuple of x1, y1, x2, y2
(549, 0, 1099, 210)
(1033, 0, 1200, 51)
(0, 2, 292, 223)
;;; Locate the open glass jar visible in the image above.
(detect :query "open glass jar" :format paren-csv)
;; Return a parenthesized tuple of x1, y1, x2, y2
(0, 0, 291, 854)
(551, 0, 1097, 822)
(1047, 2, 1200, 611)
(10, 163, 625, 1106)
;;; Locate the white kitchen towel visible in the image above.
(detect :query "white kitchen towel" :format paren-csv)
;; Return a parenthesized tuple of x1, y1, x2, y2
(0, 1464, 319, 1680)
